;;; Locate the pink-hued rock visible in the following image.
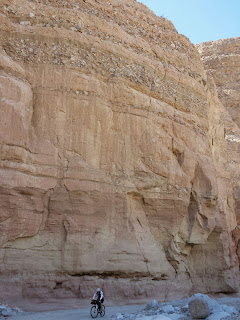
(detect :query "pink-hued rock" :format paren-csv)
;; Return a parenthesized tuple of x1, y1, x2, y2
(0, 0, 239, 303)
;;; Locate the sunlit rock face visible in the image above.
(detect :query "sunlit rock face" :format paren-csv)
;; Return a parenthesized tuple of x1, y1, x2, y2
(0, 0, 239, 302)
(197, 38, 240, 127)
(197, 38, 240, 270)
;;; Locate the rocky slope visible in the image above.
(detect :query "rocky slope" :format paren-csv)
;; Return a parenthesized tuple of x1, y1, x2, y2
(111, 294, 240, 320)
(0, 0, 239, 303)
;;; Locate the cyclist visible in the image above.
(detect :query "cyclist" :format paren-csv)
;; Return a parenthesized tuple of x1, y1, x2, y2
(92, 288, 104, 312)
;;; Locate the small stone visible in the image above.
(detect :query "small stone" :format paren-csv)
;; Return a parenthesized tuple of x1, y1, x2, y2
(206, 311, 231, 320)
(20, 21, 31, 25)
(2, 308, 16, 317)
(137, 316, 171, 320)
(180, 306, 188, 313)
(166, 313, 185, 320)
(162, 305, 175, 314)
(222, 304, 238, 315)
(144, 300, 159, 310)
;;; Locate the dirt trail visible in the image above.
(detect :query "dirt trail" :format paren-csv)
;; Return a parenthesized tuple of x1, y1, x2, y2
(10, 305, 142, 320)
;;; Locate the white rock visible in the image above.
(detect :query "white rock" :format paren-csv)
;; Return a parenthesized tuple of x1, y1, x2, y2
(2, 308, 16, 316)
(20, 21, 31, 25)
(144, 300, 159, 310)
(153, 316, 172, 320)
(206, 311, 231, 320)
(222, 304, 238, 315)
(13, 307, 23, 313)
(136, 316, 171, 320)
(161, 305, 175, 314)
(179, 305, 188, 313)
(116, 313, 124, 319)
(166, 313, 185, 320)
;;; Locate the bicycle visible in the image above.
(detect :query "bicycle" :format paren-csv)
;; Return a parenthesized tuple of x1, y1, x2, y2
(90, 299, 105, 318)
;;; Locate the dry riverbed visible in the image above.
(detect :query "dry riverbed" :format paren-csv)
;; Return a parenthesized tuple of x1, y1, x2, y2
(6, 305, 142, 320)
(2, 294, 240, 320)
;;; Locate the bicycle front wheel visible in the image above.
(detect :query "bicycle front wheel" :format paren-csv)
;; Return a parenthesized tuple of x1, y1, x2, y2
(100, 305, 105, 317)
(90, 306, 98, 318)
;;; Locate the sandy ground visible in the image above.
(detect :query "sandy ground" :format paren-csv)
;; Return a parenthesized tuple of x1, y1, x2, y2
(10, 305, 142, 320)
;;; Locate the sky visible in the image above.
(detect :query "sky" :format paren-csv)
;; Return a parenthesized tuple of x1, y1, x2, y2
(138, 0, 240, 44)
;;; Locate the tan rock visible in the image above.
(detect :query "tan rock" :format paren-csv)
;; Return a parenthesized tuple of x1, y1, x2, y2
(197, 38, 240, 127)
(0, 0, 239, 303)
(197, 38, 240, 270)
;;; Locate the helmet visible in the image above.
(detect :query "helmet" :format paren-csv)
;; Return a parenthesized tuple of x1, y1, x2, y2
(97, 288, 101, 292)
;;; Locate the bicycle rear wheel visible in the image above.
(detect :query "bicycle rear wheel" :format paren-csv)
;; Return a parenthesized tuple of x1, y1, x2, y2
(90, 305, 98, 318)
(100, 305, 105, 317)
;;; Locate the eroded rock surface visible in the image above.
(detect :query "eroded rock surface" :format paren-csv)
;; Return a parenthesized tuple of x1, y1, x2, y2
(197, 38, 240, 270)
(0, 0, 239, 302)
(197, 38, 240, 127)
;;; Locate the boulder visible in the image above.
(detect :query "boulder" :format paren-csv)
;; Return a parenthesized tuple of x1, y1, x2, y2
(189, 294, 222, 313)
(188, 297, 210, 319)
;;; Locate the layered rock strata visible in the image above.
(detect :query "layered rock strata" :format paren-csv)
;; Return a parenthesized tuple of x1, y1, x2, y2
(197, 38, 240, 269)
(0, 0, 239, 302)
(197, 38, 240, 127)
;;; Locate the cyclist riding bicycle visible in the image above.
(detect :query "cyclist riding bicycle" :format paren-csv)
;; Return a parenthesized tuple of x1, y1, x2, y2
(92, 288, 104, 311)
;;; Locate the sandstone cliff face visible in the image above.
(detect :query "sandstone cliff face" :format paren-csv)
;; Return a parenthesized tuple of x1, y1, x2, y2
(197, 38, 240, 127)
(197, 38, 240, 270)
(0, 0, 239, 303)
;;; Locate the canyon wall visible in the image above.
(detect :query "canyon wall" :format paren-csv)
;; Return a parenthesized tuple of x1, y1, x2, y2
(0, 0, 239, 303)
(197, 38, 240, 127)
(197, 37, 240, 273)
